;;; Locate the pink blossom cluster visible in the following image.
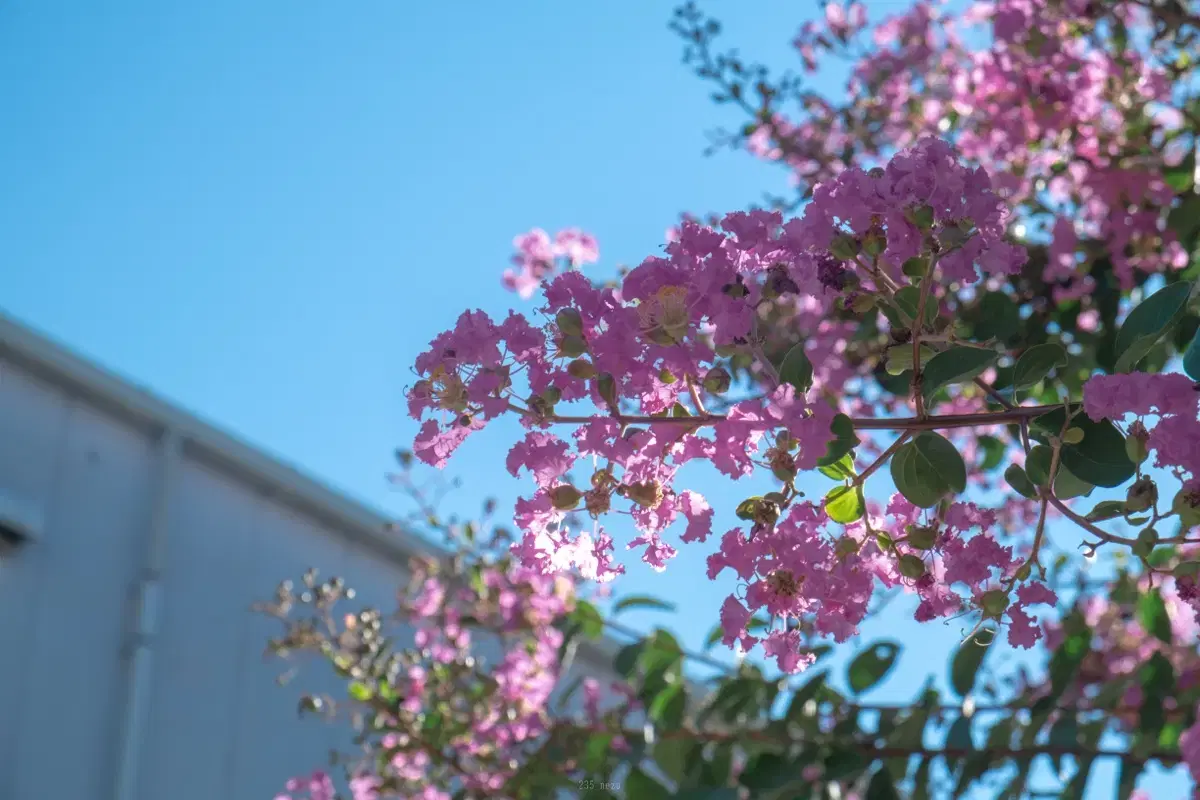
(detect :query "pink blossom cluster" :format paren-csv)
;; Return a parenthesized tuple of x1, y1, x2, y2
(1041, 572, 1200, 785)
(716, 493, 1057, 672)
(273, 555, 593, 798)
(404, 138, 1061, 671)
(502, 228, 599, 299)
(1083, 372, 1200, 495)
(764, 0, 1190, 300)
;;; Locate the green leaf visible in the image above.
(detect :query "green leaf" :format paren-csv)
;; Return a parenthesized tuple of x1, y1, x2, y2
(1032, 407, 1136, 488)
(866, 767, 901, 800)
(1086, 499, 1128, 522)
(1025, 444, 1054, 487)
(1047, 611, 1093, 700)
(583, 732, 612, 772)
(615, 641, 644, 678)
(912, 432, 968, 494)
(885, 344, 936, 375)
(699, 745, 734, 789)
(779, 342, 814, 394)
(673, 791, 738, 800)
(614, 596, 677, 615)
(891, 443, 947, 508)
(1048, 715, 1080, 773)
(649, 684, 687, 731)
(894, 285, 938, 325)
(825, 485, 864, 524)
(1164, 149, 1195, 192)
(1137, 590, 1172, 644)
(847, 641, 901, 694)
(945, 715, 974, 774)
(347, 681, 373, 702)
(626, 767, 672, 800)
(973, 291, 1020, 341)
(1114, 282, 1194, 373)
(1138, 652, 1174, 735)
(1168, 193, 1200, 246)
(816, 417, 864, 465)
(950, 627, 994, 697)
(1013, 343, 1067, 391)
(571, 599, 605, 639)
(1053, 463, 1094, 500)
(818, 452, 856, 480)
(920, 346, 998, 400)
(824, 747, 870, 780)
(739, 753, 802, 793)
(786, 671, 828, 722)
(817, 413, 861, 467)
(1185, 324, 1200, 382)
(1004, 464, 1038, 499)
(976, 435, 1007, 471)
(735, 497, 761, 521)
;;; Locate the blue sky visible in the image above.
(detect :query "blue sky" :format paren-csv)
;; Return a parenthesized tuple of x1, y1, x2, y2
(0, 1, 1189, 795)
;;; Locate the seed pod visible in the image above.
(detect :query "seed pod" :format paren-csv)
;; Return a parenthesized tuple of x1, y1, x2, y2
(567, 358, 596, 379)
(1125, 476, 1158, 513)
(835, 537, 861, 558)
(898, 554, 926, 579)
(555, 307, 584, 337)
(980, 590, 1010, 617)
(703, 366, 732, 394)
(830, 234, 861, 260)
(558, 335, 588, 358)
(549, 485, 582, 510)
(905, 525, 938, 550)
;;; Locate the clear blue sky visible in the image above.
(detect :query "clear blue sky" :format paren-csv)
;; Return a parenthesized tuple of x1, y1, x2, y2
(0, 1, 1188, 795)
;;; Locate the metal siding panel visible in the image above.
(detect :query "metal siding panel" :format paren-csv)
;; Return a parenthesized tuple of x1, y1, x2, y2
(9, 396, 155, 800)
(224, 501, 352, 800)
(0, 360, 71, 799)
(137, 457, 263, 800)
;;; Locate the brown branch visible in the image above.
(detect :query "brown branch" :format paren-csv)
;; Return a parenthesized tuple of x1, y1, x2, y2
(852, 432, 912, 487)
(532, 404, 1058, 432)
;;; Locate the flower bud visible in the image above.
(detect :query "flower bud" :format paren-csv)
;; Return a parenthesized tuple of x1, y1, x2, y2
(555, 308, 584, 337)
(558, 335, 588, 358)
(542, 386, 562, 405)
(1125, 476, 1157, 513)
(835, 536, 861, 558)
(863, 228, 887, 256)
(625, 480, 664, 509)
(584, 489, 611, 516)
(907, 204, 935, 229)
(595, 373, 617, 407)
(901, 257, 927, 278)
(898, 554, 926, 579)
(659, 367, 677, 384)
(1174, 561, 1200, 579)
(703, 366, 731, 394)
(850, 292, 877, 314)
(645, 326, 677, 346)
(1126, 423, 1150, 465)
(905, 524, 938, 550)
(1174, 489, 1200, 529)
(770, 450, 797, 482)
(1133, 526, 1158, 561)
(980, 590, 1009, 617)
(1013, 562, 1032, 582)
(830, 234, 860, 260)
(549, 485, 581, 510)
(567, 358, 596, 380)
(1062, 427, 1085, 445)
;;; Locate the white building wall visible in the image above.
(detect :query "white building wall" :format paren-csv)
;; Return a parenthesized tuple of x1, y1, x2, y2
(0, 313, 624, 800)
